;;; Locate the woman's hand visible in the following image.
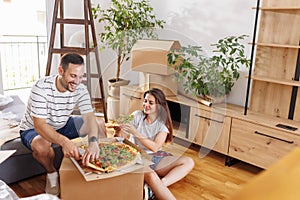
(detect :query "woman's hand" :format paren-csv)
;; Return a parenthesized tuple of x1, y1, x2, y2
(113, 125, 129, 138)
(120, 124, 140, 137)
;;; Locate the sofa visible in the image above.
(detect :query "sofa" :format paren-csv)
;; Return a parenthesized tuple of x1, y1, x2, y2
(0, 95, 63, 184)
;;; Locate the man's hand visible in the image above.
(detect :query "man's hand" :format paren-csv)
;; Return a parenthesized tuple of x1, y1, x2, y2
(82, 140, 99, 166)
(61, 139, 80, 160)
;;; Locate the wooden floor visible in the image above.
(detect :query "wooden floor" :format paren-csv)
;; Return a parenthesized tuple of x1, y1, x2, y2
(8, 138, 262, 200)
(165, 139, 262, 200)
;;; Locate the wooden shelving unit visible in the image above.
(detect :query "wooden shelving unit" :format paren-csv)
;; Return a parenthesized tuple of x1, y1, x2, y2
(229, 0, 300, 169)
(246, 0, 300, 120)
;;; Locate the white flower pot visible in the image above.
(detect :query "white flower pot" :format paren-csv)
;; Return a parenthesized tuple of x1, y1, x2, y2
(107, 78, 130, 121)
(108, 78, 130, 98)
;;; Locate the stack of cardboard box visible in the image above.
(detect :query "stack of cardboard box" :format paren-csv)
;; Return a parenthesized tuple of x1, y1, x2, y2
(131, 40, 181, 97)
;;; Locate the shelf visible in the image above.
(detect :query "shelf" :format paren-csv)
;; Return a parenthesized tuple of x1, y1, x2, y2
(252, 42, 300, 49)
(252, 7, 300, 11)
(249, 75, 300, 87)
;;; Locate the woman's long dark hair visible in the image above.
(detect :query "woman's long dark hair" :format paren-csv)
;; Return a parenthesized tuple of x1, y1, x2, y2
(143, 88, 173, 143)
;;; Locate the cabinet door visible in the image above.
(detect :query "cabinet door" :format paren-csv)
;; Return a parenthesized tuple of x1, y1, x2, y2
(229, 118, 300, 169)
(188, 107, 231, 154)
(120, 86, 143, 116)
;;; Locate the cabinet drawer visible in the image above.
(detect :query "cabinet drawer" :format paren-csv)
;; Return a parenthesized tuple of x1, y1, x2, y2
(229, 118, 300, 169)
(120, 86, 143, 116)
(189, 107, 230, 154)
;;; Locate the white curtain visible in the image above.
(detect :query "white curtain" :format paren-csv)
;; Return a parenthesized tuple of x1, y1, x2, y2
(0, 55, 3, 94)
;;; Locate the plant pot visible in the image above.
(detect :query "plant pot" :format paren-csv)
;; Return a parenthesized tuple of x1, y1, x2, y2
(108, 78, 130, 98)
(107, 96, 120, 121)
(107, 78, 130, 120)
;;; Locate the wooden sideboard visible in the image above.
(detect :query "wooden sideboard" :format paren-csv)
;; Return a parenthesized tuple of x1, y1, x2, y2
(173, 96, 300, 169)
(120, 84, 300, 169)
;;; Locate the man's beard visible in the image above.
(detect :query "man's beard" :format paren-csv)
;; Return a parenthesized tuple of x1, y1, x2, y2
(59, 76, 77, 92)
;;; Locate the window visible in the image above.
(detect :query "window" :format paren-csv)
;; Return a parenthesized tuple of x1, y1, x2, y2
(0, 0, 47, 95)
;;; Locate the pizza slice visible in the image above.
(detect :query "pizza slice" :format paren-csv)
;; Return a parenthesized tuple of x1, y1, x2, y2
(86, 162, 106, 172)
(87, 162, 116, 173)
(105, 114, 134, 128)
(104, 122, 120, 128)
(117, 114, 134, 124)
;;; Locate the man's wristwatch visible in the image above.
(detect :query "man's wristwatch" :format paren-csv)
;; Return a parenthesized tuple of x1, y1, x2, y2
(88, 136, 98, 143)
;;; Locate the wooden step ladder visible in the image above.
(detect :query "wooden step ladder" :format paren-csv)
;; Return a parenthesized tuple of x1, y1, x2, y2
(45, 0, 107, 122)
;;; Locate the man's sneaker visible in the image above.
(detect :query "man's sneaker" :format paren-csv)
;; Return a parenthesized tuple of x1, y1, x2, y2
(144, 183, 149, 200)
(45, 174, 59, 196)
(143, 183, 156, 200)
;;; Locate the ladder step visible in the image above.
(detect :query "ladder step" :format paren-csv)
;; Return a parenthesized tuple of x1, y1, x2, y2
(56, 18, 91, 25)
(51, 47, 95, 55)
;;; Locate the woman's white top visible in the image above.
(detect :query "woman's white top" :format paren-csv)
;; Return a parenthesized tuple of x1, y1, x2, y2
(131, 110, 169, 154)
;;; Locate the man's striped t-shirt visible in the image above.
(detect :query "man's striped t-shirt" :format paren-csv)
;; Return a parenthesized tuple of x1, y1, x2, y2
(20, 75, 93, 131)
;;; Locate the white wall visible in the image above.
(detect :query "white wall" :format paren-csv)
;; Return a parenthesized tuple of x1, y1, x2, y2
(149, 0, 256, 106)
(0, 55, 3, 94)
(46, 0, 257, 106)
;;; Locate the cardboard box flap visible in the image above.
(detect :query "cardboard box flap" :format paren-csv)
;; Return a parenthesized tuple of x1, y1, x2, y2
(69, 137, 152, 181)
(131, 40, 181, 75)
(132, 40, 181, 51)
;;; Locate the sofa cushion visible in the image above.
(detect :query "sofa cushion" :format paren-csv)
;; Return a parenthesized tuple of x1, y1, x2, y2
(1, 138, 31, 156)
(1, 138, 62, 156)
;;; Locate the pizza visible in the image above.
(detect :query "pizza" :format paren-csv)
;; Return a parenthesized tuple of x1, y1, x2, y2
(81, 142, 140, 173)
(105, 114, 134, 128)
(117, 114, 134, 124)
(104, 122, 120, 128)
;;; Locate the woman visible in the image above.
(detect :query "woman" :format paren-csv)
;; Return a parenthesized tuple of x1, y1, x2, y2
(116, 88, 194, 200)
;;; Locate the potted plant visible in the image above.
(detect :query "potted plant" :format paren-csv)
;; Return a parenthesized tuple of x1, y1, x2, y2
(92, 0, 165, 91)
(167, 35, 251, 104)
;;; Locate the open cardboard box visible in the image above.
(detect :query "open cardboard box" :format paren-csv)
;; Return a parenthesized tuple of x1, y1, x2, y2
(68, 137, 151, 181)
(59, 137, 152, 200)
(131, 39, 181, 75)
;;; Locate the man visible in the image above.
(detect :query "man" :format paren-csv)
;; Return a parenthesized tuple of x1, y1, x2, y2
(19, 53, 106, 195)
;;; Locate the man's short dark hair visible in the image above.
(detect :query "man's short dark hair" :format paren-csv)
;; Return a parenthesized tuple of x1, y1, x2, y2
(60, 53, 84, 70)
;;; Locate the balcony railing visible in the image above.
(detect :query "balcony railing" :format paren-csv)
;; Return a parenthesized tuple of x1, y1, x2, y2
(0, 35, 47, 91)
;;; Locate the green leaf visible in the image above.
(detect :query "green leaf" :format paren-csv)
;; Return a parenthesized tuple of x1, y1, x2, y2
(92, 0, 165, 80)
(170, 35, 250, 97)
